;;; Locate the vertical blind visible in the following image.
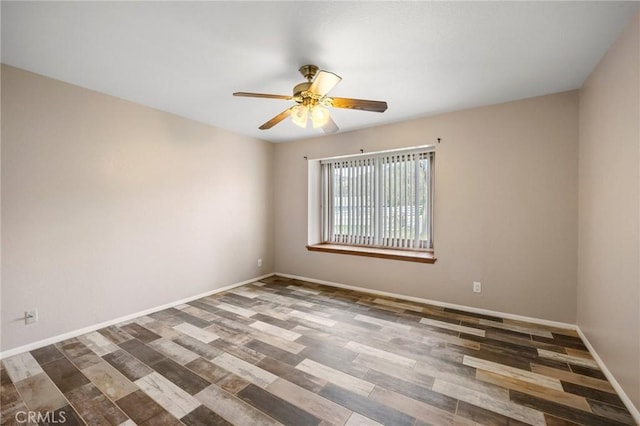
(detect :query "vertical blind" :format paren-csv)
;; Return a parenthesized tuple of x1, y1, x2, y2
(321, 147, 434, 250)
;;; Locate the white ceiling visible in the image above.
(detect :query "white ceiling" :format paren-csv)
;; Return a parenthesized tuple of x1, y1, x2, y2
(2, 1, 638, 143)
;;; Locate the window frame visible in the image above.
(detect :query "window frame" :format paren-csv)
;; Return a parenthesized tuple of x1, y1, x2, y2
(308, 146, 436, 263)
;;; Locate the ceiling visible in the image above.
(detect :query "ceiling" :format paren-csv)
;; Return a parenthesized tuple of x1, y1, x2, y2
(2, 1, 638, 143)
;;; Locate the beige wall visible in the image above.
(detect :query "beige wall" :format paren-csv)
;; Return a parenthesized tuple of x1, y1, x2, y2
(578, 12, 640, 409)
(274, 91, 579, 323)
(0, 65, 274, 352)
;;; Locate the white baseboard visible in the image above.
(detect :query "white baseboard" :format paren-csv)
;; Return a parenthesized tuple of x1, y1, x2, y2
(575, 327, 640, 423)
(277, 272, 576, 330)
(0, 273, 275, 359)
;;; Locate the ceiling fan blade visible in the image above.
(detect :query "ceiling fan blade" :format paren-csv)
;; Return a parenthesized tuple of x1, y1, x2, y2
(233, 92, 293, 100)
(309, 71, 342, 96)
(259, 107, 293, 130)
(322, 115, 339, 134)
(331, 97, 388, 113)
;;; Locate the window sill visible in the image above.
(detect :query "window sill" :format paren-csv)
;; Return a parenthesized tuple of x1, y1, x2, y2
(306, 243, 436, 264)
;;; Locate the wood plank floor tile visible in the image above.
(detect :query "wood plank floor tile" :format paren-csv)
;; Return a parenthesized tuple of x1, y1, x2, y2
(587, 399, 636, 425)
(3, 352, 44, 383)
(179, 305, 221, 322)
(173, 335, 223, 360)
(148, 307, 184, 321)
(217, 373, 249, 394)
(433, 378, 546, 425)
(509, 390, 628, 426)
(77, 331, 120, 356)
(250, 320, 302, 341)
(413, 358, 510, 400)
(478, 318, 554, 338)
(475, 369, 592, 412)
(420, 317, 486, 336)
(344, 412, 384, 426)
(139, 410, 183, 426)
(103, 348, 154, 381)
(65, 382, 129, 425)
(211, 352, 277, 388)
(185, 357, 230, 384)
(530, 363, 616, 393)
(119, 338, 166, 366)
(138, 317, 185, 340)
(456, 400, 529, 425)
(246, 339, 305, 366)
(149, 338, 201, 365)
(151, 358, 210, 395)
(81, 360, 138, 401)
(256, 357, 327, 393)
(319, 383, 415, 426)
(195, 384, 283, 426)
(344, 340, 416, 368)
(251, 329, 307, 355)
(50, 404, 85, 426)
(40, 357, 90, 393)
(210, 338, 266, 364)
(561, 381, 626, 408)
(14, 372, 68, 412)
(300, 341, 369, 379)
(354, 313, 412, 331)
(369, 386, 468, 425)
(30, 345, 65, 365)
(444, 307, 505, 323)
(229, 288, 261, 299)
(569, 364, 608, 380)
(173, 311, 212, 329)
(289, 309, 337, 327)
(180, 404, 233, 426)
(363, 368, 455, 412)
(116, 389, 173, 424)
(452, 336, 536, 371)
(543, 413, 583, 426)
(237, 383, 322, 426)
(532, 334, 588, 351)
(135, 372, 200, 419)
(97, 325, 134, 345)
(173, 322, 219, 343)
(267, 378, 353, 425)
(56, 339, 103, 370)
(120, 322, 162, 343)
(215, 302, 257, 318)
(463, 355, 564, 391)
(537, 348, 599, 369)
(296, 358, 375, 397)
(1, 373, 28, 425)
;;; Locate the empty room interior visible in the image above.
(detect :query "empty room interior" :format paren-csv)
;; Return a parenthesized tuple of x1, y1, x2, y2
(1, 2, 639, 425)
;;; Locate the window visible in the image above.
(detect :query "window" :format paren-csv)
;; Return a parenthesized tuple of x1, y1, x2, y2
(319, 146, 434, 252)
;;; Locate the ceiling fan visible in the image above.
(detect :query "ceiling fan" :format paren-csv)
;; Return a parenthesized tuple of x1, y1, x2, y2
(233, 64, 388, 134)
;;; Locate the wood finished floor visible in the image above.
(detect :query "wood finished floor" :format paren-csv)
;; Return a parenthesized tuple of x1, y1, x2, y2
(1, 275, 635, 426)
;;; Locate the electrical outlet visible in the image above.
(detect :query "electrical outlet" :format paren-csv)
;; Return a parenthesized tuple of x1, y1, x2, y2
(257, 258, 263, 267)
(473, 281, 482, 293)
(25, 309, 38, 325)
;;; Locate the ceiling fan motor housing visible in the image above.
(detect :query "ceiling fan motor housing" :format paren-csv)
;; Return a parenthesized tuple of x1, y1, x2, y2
(293, 82, 313, 104)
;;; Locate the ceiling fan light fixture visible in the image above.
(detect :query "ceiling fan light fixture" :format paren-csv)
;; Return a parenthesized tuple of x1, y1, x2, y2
(291, 105, 308, 128)
(311, 105, 330, 128)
